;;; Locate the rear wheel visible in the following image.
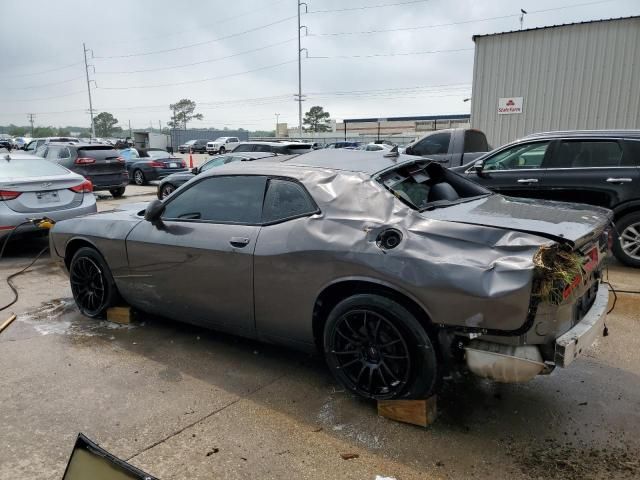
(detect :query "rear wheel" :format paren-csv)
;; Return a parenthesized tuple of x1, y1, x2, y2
(133, 169, 146, 186)
(69, 247, 118, 318)
(323, 294, 440, 400)
(613, 212, 640, 267)
(110, 187, 125, 198)
(159, 183, 176, 199)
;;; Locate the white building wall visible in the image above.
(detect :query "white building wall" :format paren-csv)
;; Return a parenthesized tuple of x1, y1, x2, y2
(471, 17, 640, 147)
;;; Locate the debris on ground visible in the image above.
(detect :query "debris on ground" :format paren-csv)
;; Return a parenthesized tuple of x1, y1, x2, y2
(340, 453, 360, 460)
(510, 439, 639, 480)
(205, 448, 219, 456)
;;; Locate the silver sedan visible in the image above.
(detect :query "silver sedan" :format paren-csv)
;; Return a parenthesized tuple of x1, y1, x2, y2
(0, 151, 97, 237)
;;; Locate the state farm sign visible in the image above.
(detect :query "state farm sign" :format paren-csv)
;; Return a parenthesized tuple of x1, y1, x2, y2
(498, 97, 523, 114)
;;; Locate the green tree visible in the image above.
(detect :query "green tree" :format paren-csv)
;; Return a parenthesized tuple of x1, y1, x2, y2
(93, 112, 119, 137)
(8, 125, 28, 136)
(32, 126, 56, 137)
(303, 106, 331, 132)
(168, 99, 203, 130)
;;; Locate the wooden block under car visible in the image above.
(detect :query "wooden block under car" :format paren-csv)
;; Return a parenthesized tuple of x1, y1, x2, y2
(107, 306, 132, 324)
(377, 397, 437, 427)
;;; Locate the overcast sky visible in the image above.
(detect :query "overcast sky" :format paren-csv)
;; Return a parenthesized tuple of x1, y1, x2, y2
(0, 0, 638, 131)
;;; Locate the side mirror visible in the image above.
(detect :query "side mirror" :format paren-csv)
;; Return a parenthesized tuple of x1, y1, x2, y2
(144, 199, 165, 224)
(191, 167, 199, 174)
(473, 160, 485, 176)
(404, 145, 413, 155)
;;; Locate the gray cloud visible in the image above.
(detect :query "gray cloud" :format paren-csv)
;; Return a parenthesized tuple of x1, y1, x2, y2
(0, 0, 637, 130)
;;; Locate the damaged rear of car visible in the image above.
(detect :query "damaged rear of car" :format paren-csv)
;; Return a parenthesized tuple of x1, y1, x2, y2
(372, 158, 611, 385)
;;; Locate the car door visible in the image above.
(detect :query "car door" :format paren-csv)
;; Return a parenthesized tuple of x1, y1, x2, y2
(536, 137, 639, 209)
(125, 175, 267, 335)
(462, 140, 552, 198)
(253, 177, 321, 344)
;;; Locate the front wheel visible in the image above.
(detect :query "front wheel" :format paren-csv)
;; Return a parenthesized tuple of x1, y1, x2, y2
(219, 147, 226, 154)
(323, 294, 440, 400)
(69, 247, 118, 318)
(613, 212, 640, 267)
(110, 187, 125, 198)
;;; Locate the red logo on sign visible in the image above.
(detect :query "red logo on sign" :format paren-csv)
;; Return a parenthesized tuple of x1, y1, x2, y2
(506, 99, 515, 106)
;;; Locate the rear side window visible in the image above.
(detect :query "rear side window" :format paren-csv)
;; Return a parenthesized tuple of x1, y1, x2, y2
(254, 144, 272, 153)
(464, 130, 489, 153)
(163, 175, 267, 224)
(550, 140, 623, 168)
(233, 144, 253, 153)
(624, 140, 640, 166)
(413, 132, 451, 156)
(262, 179, 317, 223)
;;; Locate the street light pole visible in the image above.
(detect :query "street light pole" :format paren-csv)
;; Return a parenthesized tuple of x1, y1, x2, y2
(83, 42, 96, 139)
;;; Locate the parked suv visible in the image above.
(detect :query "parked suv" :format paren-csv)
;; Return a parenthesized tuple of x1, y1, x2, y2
(232, 141, 313, 155)
(36, 143, 129, 197)
(178, 139, 208, 154)
(206, 137, 240, 155)
(452, 130, 640, 266)
(24, 137, 80, 153)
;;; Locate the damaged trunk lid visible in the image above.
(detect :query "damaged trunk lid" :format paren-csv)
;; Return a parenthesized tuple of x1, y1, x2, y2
(422, 194, 612, 248)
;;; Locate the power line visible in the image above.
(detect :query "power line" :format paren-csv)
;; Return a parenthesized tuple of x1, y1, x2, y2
(96, 59, 297, 90)
(97, 38, 297, 75)
(307, 0, 431, 14)
(0, 61, 83, 79)
(94, 15, 297, 59)
(308, 0, 623, 36)
(1, 76, 85, 91)
(1, 90, 86, 103)
(309, 47, 473, 59)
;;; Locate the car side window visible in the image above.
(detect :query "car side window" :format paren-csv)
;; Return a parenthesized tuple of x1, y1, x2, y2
(547, 140, 624, 168)
(254, 144, 271, 153)
(57, 147, 70, 159)
(464, 130, 489, 153)
(200, 155, 233, 172)
(262, 179, 317, 223)
(45, 147, 60, 160)
(483, 142, 550, 171)
(163, 175, 267, 224)
(413, 132, 451, 156)
(233, 144, 252, 152)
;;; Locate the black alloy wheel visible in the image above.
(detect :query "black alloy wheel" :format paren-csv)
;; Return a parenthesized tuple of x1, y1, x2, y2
(160, 183, 175, 199)
(219, 146, 226, 154)
(324, 294, 440, 400)
(133, 169, 146, 186)
(69, 247, 118, 318)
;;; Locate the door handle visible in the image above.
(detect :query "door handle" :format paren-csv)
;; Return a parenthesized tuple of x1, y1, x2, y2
(517, 178, 539, 184)
(229, 237, 250, 247)
(606, 177, 632, 183)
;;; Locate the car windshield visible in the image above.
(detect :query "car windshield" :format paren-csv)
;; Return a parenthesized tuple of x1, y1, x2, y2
(377, 161, 491, 210)
(0, 158, 69, 178)
(185, 140, 197, 145)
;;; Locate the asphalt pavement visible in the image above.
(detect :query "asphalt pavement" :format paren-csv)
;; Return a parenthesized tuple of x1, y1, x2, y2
(0, 185, 638, 480)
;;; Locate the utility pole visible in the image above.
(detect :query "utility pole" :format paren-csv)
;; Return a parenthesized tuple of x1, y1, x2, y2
(128, 120, 132, 139)
(296, 1, 308, 139)
(27, 113, 35, 136)
(159, 120, 162, 133)
(82, 43, 96, 139)
(275, 113, 280, 136)
(519, 9, 527, 30)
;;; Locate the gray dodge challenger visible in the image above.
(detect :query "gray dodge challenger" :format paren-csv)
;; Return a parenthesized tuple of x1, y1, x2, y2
(50, 149, 611, 400)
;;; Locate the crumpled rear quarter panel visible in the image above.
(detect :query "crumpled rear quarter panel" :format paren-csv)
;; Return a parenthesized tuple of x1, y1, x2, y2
(252, 166, 553, 344)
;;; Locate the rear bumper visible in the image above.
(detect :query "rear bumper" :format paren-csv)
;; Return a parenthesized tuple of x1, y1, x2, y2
(0, 196, 97, 238)
(554, 282, 609, 367)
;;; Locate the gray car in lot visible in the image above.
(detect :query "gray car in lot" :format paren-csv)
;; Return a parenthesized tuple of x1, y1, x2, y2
(0, 152, 96, 238)
(50, 149, 610, 400)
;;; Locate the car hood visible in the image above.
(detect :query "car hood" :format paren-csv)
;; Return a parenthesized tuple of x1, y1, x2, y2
(421, 194, 612, 248)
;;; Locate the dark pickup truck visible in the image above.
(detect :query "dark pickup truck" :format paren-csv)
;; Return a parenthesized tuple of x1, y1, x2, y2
(404, 128, 490, 167)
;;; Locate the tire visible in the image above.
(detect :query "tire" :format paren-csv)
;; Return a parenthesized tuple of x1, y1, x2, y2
(613, 212, 640, 267)
(159, 183, 176, 199)
(69, 247, 118, 318)
(208, 152, 214, 156)
(133, 169, 146, 186)
(323, 294, 440, 400)
(110, 187, 125, 198)
(219, 147, 226, 154)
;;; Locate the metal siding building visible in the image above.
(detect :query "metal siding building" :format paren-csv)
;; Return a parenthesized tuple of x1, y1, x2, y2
(470, 16, 640, 147)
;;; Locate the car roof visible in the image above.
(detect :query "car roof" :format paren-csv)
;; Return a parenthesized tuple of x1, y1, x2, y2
(522, 129, 640, 140)
(223, 151, 275, 160)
